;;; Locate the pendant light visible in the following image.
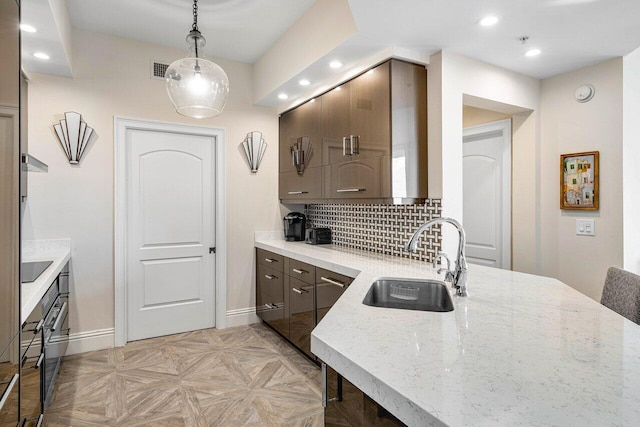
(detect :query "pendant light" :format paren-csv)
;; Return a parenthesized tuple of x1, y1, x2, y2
(165, 0, 229, 118)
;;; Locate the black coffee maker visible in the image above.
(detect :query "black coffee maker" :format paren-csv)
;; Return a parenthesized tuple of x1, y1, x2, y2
(283, 212, 306, 241)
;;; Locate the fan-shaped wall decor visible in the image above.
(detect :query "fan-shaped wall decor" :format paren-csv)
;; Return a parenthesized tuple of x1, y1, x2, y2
(241, 131, 267, 173)
(291, 136, 313, 175)
(53, 112, 96, 164)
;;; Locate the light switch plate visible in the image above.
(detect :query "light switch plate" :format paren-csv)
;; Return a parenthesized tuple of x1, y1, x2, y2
(576, 219, 595, 236)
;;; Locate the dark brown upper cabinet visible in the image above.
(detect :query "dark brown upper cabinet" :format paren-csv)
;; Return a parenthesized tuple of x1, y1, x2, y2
(279, 59, 427, 204)
(279, 98, 323, 201)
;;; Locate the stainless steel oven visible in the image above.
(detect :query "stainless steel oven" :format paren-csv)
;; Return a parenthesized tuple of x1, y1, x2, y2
(42, 266, 70, 408)
(20, 319, 44, 427)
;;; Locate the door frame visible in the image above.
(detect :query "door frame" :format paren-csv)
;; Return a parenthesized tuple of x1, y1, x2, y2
(114, 117, 227, 346)
(462, 118, 512, 269)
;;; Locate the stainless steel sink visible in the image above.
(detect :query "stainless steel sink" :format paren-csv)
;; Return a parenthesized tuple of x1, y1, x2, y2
(362, 278, 454, 312)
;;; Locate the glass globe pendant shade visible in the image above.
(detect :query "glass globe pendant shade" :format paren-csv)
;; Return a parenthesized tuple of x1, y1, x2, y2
(165, 30, 229, 118)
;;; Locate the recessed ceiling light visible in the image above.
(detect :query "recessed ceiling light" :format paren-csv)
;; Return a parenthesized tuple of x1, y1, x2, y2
(33, 52, 50, 60)
(278, 93, 288, 100)
(299, 79, 310, 86)
(525, 49, 541, 57)
(479, 16, 499, 27)
(20, 24, 37, 33)
(329, 61, 342, 69)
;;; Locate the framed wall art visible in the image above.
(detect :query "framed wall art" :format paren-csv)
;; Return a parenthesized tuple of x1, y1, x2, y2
(560, 151, 599, 210)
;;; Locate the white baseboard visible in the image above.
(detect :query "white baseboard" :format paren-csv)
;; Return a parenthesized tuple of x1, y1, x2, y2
(21, 328, 115, 357)
(39, 310, 255, 357)
(225, 307, 259, 327)
(66, 328, 115, 355)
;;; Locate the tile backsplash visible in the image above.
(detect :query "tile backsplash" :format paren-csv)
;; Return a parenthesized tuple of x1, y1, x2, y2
(306, 200, 442, 262)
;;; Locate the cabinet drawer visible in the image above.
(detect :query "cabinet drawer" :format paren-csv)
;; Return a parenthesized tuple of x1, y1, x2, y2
(257, 264, 283, 303)
(289, 259, 315, 285)
(316, 268, 354, 287)
(256, 264, 285, 331)
(256, 292, 284, 321)
(257, 248, 284, 272)
(324, 156, 391, 199)
(316, 268, 354, 323)
(279, 167, 323, 201)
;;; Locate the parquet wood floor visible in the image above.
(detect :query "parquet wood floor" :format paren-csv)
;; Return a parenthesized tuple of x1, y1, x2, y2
(43, 324, 323, 426)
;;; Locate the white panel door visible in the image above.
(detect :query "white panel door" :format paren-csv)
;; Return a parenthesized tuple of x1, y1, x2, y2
(463, 120, 511, 269)
(126, 128, 215, 341)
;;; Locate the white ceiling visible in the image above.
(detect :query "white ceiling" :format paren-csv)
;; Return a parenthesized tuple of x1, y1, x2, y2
(348, 0, 640, 79)
(22, 0, 73, 77)
(66, 0, 316, 63)
(21, 0, 640, 104)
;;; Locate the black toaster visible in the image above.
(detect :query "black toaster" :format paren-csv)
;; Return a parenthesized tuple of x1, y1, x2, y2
(306, 227, 332, 245)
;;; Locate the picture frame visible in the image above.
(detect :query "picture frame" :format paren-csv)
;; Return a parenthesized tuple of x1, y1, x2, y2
(560, 151, 599, 210)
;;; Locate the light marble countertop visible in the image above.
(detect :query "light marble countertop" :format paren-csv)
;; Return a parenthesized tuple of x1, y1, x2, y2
(22, 239, 71, 324)
(255, 232, 640, 426)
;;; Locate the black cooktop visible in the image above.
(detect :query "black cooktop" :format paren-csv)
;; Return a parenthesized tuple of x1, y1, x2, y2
(21, 261, 53, 283)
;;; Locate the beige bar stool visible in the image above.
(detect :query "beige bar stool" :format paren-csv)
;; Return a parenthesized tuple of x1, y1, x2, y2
(601, 267, 640, 325)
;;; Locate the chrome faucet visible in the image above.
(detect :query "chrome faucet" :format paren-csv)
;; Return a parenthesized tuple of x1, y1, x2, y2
(405, 217, 469, 297)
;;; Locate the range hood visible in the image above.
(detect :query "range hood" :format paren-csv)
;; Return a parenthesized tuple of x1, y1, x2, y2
(21, 153, 48, 201)
(21, 153, 48, 173)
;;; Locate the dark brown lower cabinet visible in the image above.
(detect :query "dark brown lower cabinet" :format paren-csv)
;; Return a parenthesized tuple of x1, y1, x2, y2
(316, 268, 352, 323)
(256, 249, 403, 425)
(255, 249, 354, 361)
(323, 365, 406, 427)
(256, 263, 287, 337)
(289, 277, 315, 358)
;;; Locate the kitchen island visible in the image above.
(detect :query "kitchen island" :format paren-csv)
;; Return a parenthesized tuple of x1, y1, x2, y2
(255, 233, 640, 426)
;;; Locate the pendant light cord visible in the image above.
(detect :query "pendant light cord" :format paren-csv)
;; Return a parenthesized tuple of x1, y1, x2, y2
(192, 0, 199, 58)
(192, 0, 199, 32)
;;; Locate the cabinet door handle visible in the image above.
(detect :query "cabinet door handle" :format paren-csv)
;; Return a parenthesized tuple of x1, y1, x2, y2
(292, 268, 307, 275)
(51, 301, 68, 331)
(350, 135, 359, 155)
(35, 353, 44, 369)
(264, 258, 277, 263)
(320, 276, 346, 288)
(36, 414, 44, 427)
(265, 303, 277, 310)
(292, 287, 309, 294)
(0, 374, 18, 412)
(264, 274, 277, 280)
(336, 188, 365, 193)
(342, 137, 348, 156)
(22, 353, 44, 370)
(287, 191, 309, 195)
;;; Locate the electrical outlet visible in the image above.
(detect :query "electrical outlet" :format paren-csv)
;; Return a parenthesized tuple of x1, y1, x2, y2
(576, 219, 595, 236)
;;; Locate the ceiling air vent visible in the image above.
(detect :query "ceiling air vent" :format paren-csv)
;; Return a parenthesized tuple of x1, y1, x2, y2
(150, 60, 169, 80)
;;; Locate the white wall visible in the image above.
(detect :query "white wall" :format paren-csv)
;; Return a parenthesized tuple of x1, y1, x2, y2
(439, 53, 624, 299)
(462, 106, 510, 127)
(433, 51, 541, 261)
(623, 47, 640, 275)
(22, 29, 280, 345)
(540, 58, 623, 300)
(253, 0, 357, 103)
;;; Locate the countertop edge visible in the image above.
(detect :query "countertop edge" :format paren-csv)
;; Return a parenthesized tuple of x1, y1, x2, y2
(21, 244, 71, 324)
